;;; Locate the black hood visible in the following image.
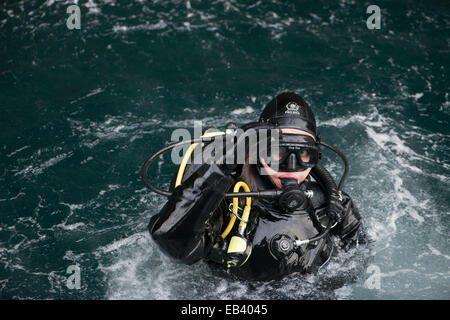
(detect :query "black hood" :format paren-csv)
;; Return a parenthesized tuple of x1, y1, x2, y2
(259, 92, 318, 139)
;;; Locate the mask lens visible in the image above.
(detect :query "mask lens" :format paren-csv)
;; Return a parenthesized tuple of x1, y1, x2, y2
(274, 146, 319, 171)
(299, 149, 311, 163)
(295, 147, 319, 166)
(258, 134, 320, 172)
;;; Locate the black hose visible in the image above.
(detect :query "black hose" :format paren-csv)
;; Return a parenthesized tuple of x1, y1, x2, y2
(304, 142, 350, 244)
(306, 223, 332, 243)
(318, 141, 349, 191)
(311, 162, 338, 194)
(141, 137, 214, 197)
(305, 163, 337, 241)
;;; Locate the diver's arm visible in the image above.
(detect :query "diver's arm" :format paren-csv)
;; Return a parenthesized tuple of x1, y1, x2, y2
(332, 191, 363, 243)
(309, 182, 363, 245)
(149, 163, 232, 264)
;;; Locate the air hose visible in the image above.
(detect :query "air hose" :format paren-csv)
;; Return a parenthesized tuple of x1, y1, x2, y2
(141, 136, 214, 197)
(174, 131, 226, 188)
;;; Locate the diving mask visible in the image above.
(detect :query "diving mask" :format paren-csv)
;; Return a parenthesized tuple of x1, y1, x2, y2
(258, 133, 321, 173)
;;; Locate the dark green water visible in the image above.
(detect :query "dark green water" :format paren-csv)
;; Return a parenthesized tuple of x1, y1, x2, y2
(1, 0, 449, 299)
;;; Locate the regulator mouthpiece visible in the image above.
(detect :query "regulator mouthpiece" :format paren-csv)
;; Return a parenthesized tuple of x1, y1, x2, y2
(278, 178, 307, 211)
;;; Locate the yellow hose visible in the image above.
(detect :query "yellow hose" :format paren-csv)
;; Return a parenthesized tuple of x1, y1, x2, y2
(175, 131, 225, 187)
(221, 181, 252, 239)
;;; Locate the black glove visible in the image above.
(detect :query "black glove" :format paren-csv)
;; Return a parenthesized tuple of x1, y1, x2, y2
(200, 126, 239, 176)
(328, 191, 345, 224)
(217, 127, 245, 175)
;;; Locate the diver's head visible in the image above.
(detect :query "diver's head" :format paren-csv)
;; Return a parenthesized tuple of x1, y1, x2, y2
(259, 92, 318, 139)
(257, 92, 320, 188)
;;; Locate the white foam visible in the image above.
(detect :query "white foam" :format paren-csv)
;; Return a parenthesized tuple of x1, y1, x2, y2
(57, 222, 85, 230)
(113, 20, 168, 33)
(98, 232, 147, 254)
(365, 127, 416, 156)
(379, 268, 418, 278)
(63, 250, 85, 261)
(335, 285, 353, 299)
(231, 106, 255, 115)
(321, 106, 449, 176)
(84, 0, 101, 15)
(68, 115, 161, 146)
(318, 113, 375, 128)
(391, 170, 425, 224)
(427, 244, 450, 260)
(7, 145, 30, 158)
(14, 151, 73, 177)
(70, 87, 104, 104)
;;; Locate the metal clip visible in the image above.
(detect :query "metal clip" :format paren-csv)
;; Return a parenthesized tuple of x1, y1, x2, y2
(304, 190, 314, 198)
(228, 203, 248, 223)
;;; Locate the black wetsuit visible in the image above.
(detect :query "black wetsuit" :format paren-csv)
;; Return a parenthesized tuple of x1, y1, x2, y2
(148, 159, 363, 281)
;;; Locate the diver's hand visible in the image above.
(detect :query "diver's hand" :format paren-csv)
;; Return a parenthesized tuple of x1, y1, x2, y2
(328, 191, 345, 224)
(217, 130, 244, 175)
(218, 142, 239, 175)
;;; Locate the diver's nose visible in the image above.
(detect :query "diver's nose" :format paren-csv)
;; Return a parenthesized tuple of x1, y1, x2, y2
(287, 153, 297, 171)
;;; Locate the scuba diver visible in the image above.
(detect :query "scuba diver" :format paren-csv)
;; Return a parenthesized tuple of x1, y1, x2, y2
(143, 92, 366, 281)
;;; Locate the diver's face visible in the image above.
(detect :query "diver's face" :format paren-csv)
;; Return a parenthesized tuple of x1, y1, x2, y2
(261, 128, 315, 189)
